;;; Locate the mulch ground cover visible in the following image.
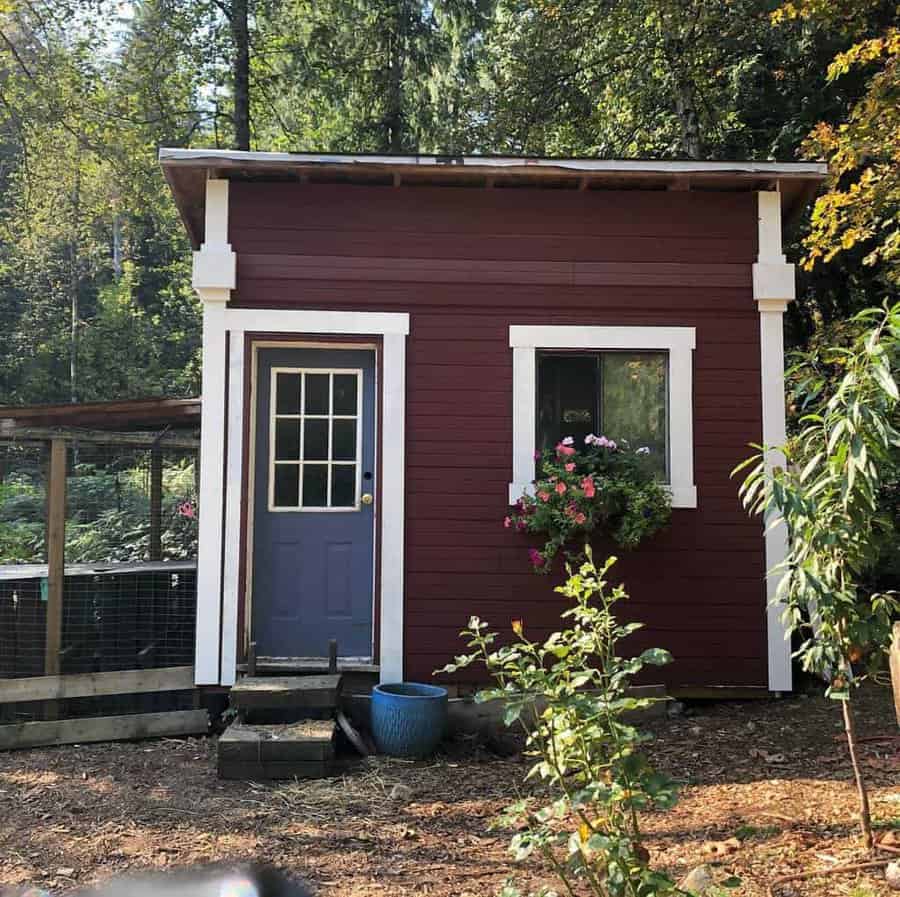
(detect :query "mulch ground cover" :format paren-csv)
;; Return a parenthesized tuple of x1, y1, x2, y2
(0, 684, 897, 896)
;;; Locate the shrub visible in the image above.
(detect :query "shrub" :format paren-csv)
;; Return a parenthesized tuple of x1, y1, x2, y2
(440, 550, 678, 897)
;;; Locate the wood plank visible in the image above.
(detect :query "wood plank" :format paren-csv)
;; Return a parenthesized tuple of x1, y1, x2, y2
(0, 426, 199, 448)
(217, 759, 332, 780)
(44, 439, 66, 684)
(229, 674, 342, 710)
(149, 446, 163, 561)
(218, 721, 335, 762)
(0, 709, 209, 750)
(0, 665, 196, 704)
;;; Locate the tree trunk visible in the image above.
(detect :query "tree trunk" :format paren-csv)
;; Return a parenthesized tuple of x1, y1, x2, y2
(69, 164, 81, 404)
(384, 2, 405, 153)
(842, 696, 874, 850)
(674, 80, 701, 160)
(230, 0, 251, 150)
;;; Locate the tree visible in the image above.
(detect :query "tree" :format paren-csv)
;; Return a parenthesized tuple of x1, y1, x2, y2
(736, 302, 900, 849)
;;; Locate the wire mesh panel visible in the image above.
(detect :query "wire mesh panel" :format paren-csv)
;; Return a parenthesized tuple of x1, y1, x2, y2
(0, 564, 197, 722)
(0, 442, 198, 566)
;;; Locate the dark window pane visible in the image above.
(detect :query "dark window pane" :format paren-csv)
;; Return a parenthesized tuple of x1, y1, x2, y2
(537, 354, 600, 453)
(333, 374, 358, 415)
(275, 373, 301, 414)
(302, 464, 328, 507)
(602, 352, 667, 477)
(332, 419, 357, 461)
(304, 373, 330, 414)
(273, 464, 299, 507)
(275, 419, 301, 461)
(303, 419, 329, 461)
(331, 465, 356, 507)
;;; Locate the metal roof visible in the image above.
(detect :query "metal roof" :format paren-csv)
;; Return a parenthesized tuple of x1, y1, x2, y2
(159, 147, 828, 248)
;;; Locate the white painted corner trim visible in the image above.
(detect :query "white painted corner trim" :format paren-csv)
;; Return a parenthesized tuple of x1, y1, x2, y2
(195, 304, 410, 687)
(755, 190, 794, 693)
(508, 325, 698, 510)
(192, 179, 237, 293)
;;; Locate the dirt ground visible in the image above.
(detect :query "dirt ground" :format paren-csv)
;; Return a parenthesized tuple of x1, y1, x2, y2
(0, 686, 897, 897)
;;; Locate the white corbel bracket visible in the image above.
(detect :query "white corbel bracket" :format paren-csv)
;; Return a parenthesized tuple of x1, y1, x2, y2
(192, 179, 236, 295)
(752, 262, 795, 303)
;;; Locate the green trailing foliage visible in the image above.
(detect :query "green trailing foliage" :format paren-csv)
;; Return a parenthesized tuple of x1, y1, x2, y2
(507, 437, 671, 573)
(440, 551, 683, 897)
(734, 300, 900, 848)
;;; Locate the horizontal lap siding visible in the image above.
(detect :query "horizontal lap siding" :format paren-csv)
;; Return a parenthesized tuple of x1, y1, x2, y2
(229, 182, 767, 688)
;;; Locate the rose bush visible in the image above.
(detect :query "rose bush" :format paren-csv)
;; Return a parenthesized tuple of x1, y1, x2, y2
(507, 434, 671, 572)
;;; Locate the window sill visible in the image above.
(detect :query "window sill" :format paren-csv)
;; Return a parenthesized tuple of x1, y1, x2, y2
(508, 481, 697, 510)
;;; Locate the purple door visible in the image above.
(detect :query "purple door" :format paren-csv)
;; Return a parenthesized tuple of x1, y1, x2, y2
(251, 346, 376, 659)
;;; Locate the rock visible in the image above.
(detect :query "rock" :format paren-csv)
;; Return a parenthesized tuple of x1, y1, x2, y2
(389, 783, 413, 802)
(55, 868, 75, 877)
(678, 865, 714, 895)
(886, 861, 900, 890)
(702, 837, 740, 857)
(667, 701, 685, 718)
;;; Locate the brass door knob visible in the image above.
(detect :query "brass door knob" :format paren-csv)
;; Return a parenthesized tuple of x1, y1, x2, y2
(360, 492, 374, 505)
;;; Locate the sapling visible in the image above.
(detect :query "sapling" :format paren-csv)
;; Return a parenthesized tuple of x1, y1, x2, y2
(735, 302, 900, 850)
(440, 550, 680, 897)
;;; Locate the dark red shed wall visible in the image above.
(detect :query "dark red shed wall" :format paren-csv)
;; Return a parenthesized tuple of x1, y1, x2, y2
(229, 182, 767, 689)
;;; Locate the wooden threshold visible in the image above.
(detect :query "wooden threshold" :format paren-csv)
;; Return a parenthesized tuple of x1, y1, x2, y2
(237, 657, 379, 675)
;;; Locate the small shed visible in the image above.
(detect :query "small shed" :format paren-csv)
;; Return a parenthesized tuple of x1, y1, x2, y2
(160, 149, 827, 694)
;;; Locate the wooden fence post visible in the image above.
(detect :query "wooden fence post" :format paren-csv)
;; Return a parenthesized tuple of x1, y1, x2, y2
(44, 438, 66, 718)
(149, 445, 163, 561)
(890, 622, 900, 728)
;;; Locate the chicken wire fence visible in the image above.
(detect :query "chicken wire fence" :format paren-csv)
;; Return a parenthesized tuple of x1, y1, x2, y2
(0, 441, 199, 722)
(0, 441, 198, 566)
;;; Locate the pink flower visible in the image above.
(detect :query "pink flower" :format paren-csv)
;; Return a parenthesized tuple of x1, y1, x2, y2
(565, 462, 575, 472)
(528, 548, 545, 568)
(574, 512, 586, 525)
(516, 519, 527, 532)
(581, 476, 596, 498)
(537, 490, 551, 502)
(561, 436, 574, 446)
(555, 442, 576, 457)
(503, 516, 512, 529)
(555, 481, 567, 495)
(533, 450, 542, 460)
(178, 501, 196, 519)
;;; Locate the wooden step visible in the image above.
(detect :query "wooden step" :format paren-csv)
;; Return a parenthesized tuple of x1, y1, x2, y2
(229, 674, 342, 712)
(218, 719, 337, 780)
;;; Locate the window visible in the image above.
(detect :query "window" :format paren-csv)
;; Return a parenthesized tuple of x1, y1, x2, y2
(537, 351, 668, 478)
(510, 325, 697, 509)
(269, 368, 362, 510)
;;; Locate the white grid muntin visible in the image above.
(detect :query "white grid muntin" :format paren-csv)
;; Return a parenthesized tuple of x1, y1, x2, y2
(268, 366, 364, 512)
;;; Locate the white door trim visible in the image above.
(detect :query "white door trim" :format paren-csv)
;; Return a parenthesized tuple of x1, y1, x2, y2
(196, 308, 409, 686)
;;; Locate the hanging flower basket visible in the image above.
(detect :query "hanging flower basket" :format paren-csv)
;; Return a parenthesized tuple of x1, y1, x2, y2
(506, 435, 671, 572)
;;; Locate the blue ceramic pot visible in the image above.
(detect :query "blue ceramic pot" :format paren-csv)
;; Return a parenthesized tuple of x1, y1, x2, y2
(370, 682, 448, 758)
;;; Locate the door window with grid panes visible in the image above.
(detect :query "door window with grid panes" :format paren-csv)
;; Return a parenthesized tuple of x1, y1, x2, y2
(269, 368, 362, 510)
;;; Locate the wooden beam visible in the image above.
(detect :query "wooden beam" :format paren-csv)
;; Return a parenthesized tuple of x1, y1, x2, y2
(44, 439, 66, 681)
(149, 445, 163, 561)
(0, 425, 199, 448)
(0, 709, 209, 750)
(0, 665, 195, 704)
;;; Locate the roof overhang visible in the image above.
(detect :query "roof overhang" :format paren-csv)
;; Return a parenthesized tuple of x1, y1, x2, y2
(159, 148, 828, 249)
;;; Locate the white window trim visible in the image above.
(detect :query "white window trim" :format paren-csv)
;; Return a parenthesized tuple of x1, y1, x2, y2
(508, 325, 697, 509)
